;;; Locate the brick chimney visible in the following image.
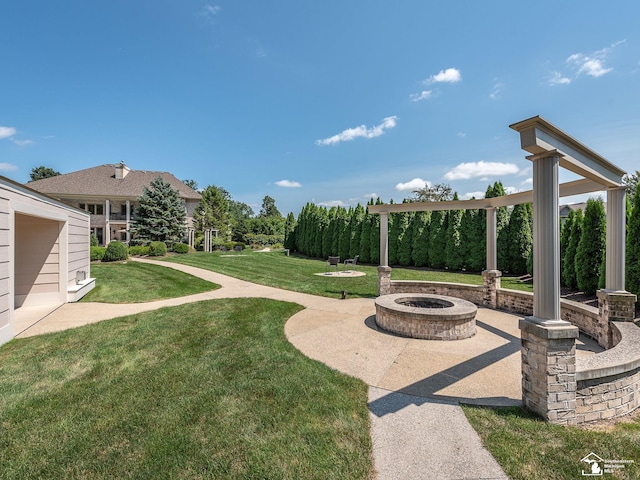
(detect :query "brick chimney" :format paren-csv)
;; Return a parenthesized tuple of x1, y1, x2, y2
(115, 161, 130, 179)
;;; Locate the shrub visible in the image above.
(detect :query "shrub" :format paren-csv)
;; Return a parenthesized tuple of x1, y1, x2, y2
(102, 241, 129, 262)
(129, 245, 150, 256)
(149, 241, 167, 257)
(172, 243, 189, 254)
(90, 234, 99, 247)
(90, 246, 106, 261)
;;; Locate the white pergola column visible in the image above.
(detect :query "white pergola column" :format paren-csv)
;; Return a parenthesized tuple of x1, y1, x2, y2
(531, 153, 562, 322)
(379, 212, 389, 267)
(486, 207, 497, 271)
(105, 199, 111, 245)
(605, 186, 627, 291)
(125, 200, 131, 243)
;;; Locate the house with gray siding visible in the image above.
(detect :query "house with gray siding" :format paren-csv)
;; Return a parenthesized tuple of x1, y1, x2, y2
(27, 162, 201, 246)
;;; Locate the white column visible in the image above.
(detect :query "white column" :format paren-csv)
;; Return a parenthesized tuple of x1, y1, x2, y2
(486, 207, 497, 271)
(105, 200, 111, 245)
(531, 153, 561, 322)
(379, 212, 389, 267)
(125, 200, 131, 243)
(605, 187, 626, 291)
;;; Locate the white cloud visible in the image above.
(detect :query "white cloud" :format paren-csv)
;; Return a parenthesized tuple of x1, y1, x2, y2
(11, 139, 33, 147)
(504, 186, 519, 195)
(409, 90, 433, 102)
(461, 191, 485, 200)
(395, 178, 431, 191)
(318, 199, 349, 208)
(444, 161, 520, 180)
(457, 132, 466, 138)
(521, 177, 533, 186)
(0, 126, 17, 139)
(275, 179, 301, 188)
(568, 54, 612, 77)
(549, 72, 571, 86)
(203, 4, 221, 17)
(0, 163, 18, 172)
(364, 193, 378, 198)
(315, 116, 397, 146)
(425, 67, 461, 84)
(489, 82, 504, 100)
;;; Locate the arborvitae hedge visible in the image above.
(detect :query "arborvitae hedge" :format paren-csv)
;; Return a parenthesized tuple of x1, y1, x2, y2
(428, 210, 447, 269)
(506, 203, 533, 275)
(445, 196, 464, 271)
(411, 211, 430, 267)
(626, 183, 640, 300)
(563, 209, 583, 289)
(576, 198, 606, 295)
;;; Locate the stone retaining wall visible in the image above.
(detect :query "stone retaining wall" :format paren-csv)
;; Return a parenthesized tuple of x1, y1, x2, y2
(389, 280, 483, 305)
(575, 322, 640, 423)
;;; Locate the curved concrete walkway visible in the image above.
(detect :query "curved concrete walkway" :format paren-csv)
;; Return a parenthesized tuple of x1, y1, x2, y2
(16, 258, 521, 479)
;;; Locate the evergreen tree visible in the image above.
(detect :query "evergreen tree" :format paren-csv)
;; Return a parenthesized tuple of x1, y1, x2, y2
(323, 207, 336, 257)
(359, 207, 373, 263)
(349, 204, 365, 259)
(389, 212, 408, 266)
(563, 209, 583, 289)
(560, 210, 575, 287)
(283, 212, 297, 250)
(626, 182, 640, 299)
(507, 203, 533, 275)
(193, 185, 231, 240)
(576, 198, 606, 295)
(411, 211, 430, 267)
(370, 213, 380, 265)
(338, 208, 352, 261)
(461, 208, 485, 271)
(487, 182, 510, 271)
(428, 209, 447, 268)
(29, 165, 61, 182)
(398, 212, 415, 266)
(132, 176, 187, 245)
(312, 206, 327, 258)
(445, 194, 464, 271)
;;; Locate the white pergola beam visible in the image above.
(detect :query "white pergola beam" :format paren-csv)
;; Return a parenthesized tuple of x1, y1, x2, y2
(510, 116, 625, 188)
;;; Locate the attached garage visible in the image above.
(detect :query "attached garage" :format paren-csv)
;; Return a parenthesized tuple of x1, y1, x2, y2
(0, 176, 94, 346)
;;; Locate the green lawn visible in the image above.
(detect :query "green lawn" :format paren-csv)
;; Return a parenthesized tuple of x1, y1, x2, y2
(0, 298, 373, 479)
(82, 261, 219, 303)
(463, 405, 640, 480)
(164, 251, 533, 299)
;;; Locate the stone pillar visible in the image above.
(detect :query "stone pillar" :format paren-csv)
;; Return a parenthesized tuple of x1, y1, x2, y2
(486, 207, 497, 271)
(597, 290, 638, 348)
(378, 266, 392, 296)
(519, 319, 579, 424)
(605, 186, 627, 291)
(482, 269, 501, 308)
(379, 212, 389, 267)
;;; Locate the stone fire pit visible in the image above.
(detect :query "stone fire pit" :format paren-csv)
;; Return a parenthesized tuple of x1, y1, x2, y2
(374, 293, 477, 340)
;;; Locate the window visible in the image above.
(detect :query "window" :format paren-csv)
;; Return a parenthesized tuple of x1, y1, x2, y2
(85, 204, 104, 215)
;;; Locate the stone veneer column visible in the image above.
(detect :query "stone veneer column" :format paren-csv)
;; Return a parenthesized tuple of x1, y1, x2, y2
(520, 152, 579, 424)
(378, 266, 392, 296)
(597, 290, 638, 348)
(482, 269, 501, 308)
(519, 320, 579, 424)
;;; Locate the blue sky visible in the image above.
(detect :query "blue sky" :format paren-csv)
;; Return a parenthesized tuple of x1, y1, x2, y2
(1, 1, 639, 215)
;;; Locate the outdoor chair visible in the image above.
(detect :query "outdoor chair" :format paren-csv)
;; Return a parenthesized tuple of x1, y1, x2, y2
(327, 256, 340, 272)
(344, 255, 359, 271)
